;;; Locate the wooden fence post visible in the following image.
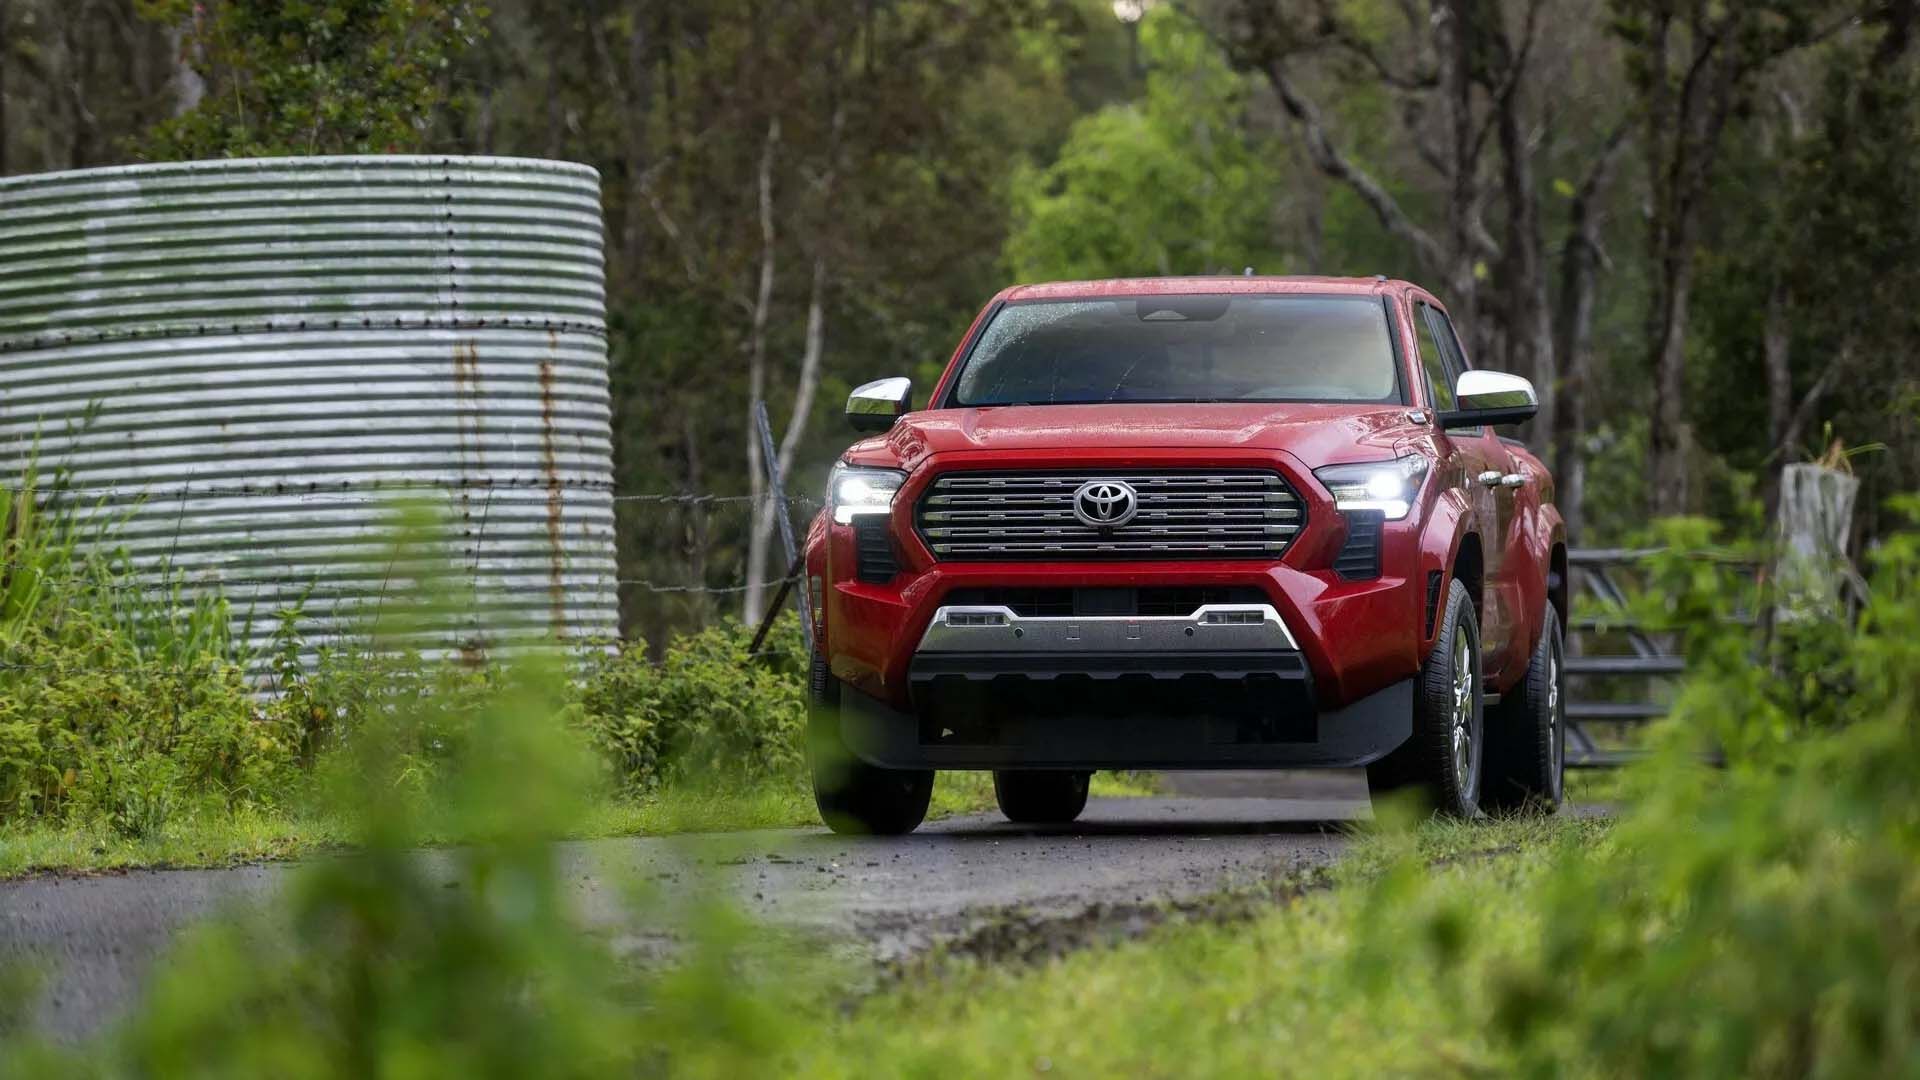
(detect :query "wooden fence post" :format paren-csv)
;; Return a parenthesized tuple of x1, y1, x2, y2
(1773, 463, 1862, 623)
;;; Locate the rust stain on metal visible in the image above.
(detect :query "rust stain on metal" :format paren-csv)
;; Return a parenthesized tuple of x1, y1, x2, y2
(452, 341, 485, 527)
(451, 340, 486, 473)
(540, 333, 566, 638)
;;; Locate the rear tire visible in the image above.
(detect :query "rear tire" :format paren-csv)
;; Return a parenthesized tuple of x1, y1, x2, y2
(1483, 605, 1565, 814)
(808, 649, 933, 835)
(1366, 578, 1483, 819)
(992, 770, 1091, 824)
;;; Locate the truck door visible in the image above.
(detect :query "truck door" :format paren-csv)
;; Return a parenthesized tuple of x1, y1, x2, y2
(1414, 301, 1515, 679)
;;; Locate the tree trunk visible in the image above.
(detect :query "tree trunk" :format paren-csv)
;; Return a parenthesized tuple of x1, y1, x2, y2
(776, 253, 829, 485)
(751, 93, 845, 617)
(1646, 254, 1695, 515)
(62, 2, 100, 169)
(1257, 57, 1451, 283)
(1551, 129, 1625, 542)
(623, 10, 652, 281)
(167, 21, 205, 118)
(1763, 278, 1793, 454)
(1243, 2, 1498, 353)
(1641, 12, 1760, 517)
(682, 408, 708, 625)
(741, 117, 780, 624)
(1494, 78, 1553, 446)
(1435, 0, 1482, 322)
(1778, 344, 1846, 464)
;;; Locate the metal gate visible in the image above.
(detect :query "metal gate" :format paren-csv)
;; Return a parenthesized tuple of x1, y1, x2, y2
(1563, 548, 1688, 767)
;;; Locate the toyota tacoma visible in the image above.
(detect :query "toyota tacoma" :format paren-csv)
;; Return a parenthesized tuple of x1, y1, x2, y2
(804, 277, 1567, 834)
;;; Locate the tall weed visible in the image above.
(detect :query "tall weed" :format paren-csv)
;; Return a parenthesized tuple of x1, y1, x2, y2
(0, 471, 289, 832)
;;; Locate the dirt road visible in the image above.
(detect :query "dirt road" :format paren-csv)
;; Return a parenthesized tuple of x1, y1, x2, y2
(1, 771, 1370, 1041)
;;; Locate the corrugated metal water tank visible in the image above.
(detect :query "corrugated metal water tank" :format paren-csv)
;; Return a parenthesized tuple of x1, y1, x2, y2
(0, 156, 618, 658)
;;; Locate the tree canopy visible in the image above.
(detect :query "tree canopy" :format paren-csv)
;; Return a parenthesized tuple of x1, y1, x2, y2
(0, 0, 1914, 635)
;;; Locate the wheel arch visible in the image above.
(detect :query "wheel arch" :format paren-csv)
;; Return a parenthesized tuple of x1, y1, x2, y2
(1452, 532, 1486, 627)
(1548, 542, 1569, 630)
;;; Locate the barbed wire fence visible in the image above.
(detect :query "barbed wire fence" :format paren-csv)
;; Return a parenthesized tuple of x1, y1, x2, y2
(0, 500, 819, 594)
(0, 479, 828, 680)
(612, 490, 820, 597)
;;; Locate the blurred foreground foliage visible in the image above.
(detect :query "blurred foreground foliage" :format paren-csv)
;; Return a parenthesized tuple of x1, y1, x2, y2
(7, 646, 818, 1076)
(6, 486, 1920, 1076)
(1357, 502, 1920, 1076)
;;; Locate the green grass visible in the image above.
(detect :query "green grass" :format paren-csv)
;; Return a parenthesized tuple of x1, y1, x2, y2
(1564, 765, 1629, 803)
(0, 770, 1159, 878)
(784, 811, 1606, 1078)
(0, 807, 349, 879)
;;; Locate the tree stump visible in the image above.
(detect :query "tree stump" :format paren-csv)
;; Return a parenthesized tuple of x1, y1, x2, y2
(1773, 463, 1861, 622)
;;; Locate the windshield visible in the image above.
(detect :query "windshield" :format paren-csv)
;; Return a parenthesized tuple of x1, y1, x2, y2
(948, 295, 1402, 407)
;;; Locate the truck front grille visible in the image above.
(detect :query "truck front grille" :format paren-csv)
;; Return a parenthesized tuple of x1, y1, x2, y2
(916, 470, 1304, 560)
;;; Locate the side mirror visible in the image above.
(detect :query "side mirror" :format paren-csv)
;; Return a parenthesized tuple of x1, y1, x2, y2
(1440, 370, 1538, 429)
(847, 377, 912, 432)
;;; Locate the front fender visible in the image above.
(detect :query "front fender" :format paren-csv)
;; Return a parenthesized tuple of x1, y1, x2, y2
(1417, 485, 1474, 655)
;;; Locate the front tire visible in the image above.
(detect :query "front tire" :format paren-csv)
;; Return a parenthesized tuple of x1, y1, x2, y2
(808, 649, 933, 835)
(1366, 578, 1483, 818)
(992, 771, 1090, 825)
(1483, 605, 1565, 814)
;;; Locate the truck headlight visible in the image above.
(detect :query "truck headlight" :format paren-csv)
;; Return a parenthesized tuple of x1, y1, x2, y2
(1313, 455, 1430, 520)
(828, 464, 905, 525)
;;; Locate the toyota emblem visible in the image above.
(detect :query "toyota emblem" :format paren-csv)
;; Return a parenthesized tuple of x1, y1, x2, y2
(1072, 479, 1140, 529)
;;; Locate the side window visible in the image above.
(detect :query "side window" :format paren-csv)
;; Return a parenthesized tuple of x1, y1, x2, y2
(1427, 305, 1483, 435)
(1429, 307, 1472, 378)
(1413, 302, 1455, 412)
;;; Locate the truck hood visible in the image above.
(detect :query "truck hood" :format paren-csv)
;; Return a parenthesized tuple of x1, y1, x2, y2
(846, 403, 1422, 472)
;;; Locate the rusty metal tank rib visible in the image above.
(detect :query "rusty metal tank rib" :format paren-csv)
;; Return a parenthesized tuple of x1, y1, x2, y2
(0, 156, 618, 659)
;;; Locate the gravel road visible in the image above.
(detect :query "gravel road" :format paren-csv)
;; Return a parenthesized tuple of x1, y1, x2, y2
(0, 771, 1370, 1041)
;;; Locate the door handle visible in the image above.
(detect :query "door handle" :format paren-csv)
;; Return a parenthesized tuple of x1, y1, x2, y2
(1477, 470, 1503, 487)
(1500, 473, 1528, 488)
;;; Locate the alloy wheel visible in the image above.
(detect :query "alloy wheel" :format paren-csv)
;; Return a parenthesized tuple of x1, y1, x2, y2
(1451, 633, 1477, 796)
(1547, 639, 1564, 797)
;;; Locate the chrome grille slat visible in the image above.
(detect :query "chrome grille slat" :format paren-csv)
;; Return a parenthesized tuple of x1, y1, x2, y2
(916, 469, 1305, 561)
(922, 510, 1297, 523)
(924, 495, 1286, 507)
(924, 508, 1279, 519)
(928, 477, 1279, 485)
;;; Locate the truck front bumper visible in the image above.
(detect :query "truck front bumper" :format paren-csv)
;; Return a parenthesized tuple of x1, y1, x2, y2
(909, 601, 1303, 681)
(829, 601, 1410, 771)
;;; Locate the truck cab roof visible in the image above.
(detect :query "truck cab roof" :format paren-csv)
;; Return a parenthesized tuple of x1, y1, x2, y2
(1000, 275, 1412, 303)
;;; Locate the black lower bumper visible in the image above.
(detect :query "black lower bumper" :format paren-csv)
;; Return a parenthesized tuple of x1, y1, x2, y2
(840, 662, 1414, 770)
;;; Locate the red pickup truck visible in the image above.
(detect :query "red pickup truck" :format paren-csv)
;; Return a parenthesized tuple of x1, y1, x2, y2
(803, 276, 1568, 834)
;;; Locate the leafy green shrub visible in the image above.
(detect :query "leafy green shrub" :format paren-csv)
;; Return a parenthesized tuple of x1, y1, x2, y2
(575, 617, 808, 793)
(0, 621, 298, 833)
